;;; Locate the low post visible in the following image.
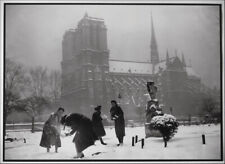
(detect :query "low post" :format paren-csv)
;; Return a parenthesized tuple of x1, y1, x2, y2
(135, 135, 138, 143)
(163, 137, 167, 147)
(202, 134, 206, 144)
(132, 137, 135, 146)
(188, 115, 191, 126)
(31, 116, 35, 133)
(141, 138, 144, 149)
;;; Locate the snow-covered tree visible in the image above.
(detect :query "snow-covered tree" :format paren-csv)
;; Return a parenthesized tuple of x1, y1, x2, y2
(150, 114, 179, 146)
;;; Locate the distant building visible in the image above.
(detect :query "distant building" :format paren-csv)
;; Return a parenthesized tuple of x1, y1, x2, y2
(61, 13, 202, 120)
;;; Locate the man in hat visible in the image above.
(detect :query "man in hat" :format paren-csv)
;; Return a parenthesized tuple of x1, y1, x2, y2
(92, 105, 107, 145)
(61, 113, 98, 158)
(110, 100, 125, 146)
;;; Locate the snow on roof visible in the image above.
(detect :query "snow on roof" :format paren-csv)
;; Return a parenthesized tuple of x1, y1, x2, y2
(155, 61, 167, 73)
(186, 66, 200, 78)
(154, 57, 177, 73)
(85, 16, 104, 22)
(109, 58, 199, 78)
(109, 60, 153, 74)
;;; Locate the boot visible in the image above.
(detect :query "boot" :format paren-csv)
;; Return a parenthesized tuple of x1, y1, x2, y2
(73, 152, 84, 158)
(100, 137, 107, 145)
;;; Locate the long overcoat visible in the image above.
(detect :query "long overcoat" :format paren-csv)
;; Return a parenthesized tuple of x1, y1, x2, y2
(40, 113, 61, 148)
(110, 105, 125, 138)
(92, 111, 106, 137)
(64, 113, 98, 152)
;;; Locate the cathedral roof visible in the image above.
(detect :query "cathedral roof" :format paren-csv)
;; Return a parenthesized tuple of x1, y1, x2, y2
(154, 60, 167, 73)
(154, 57, 179, 73)
(109, 60, 153, 74)
(186, 66, 200, 78)
(154, 58, 200, 78)
(108, 57, 199, 79)
(80, 13, 104, 25)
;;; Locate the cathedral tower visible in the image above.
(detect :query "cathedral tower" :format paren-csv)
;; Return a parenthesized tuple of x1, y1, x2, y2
(61, 13, 110, 116)
(150, 14, 159, 66)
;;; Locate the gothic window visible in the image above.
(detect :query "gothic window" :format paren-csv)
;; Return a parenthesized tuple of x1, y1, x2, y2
(88, 69, 93, 80)
(87, 55, 92, 64)
(82, 68, 87, 79)
(94, 66, 102, 80)
(96, 24, 100, 50)
(89, 24, 94, 48)
(72, 73, 76, 87)
(102, 56, 108, 65)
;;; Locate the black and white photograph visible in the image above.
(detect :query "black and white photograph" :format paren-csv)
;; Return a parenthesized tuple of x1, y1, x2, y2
(0, 0, 224, 163)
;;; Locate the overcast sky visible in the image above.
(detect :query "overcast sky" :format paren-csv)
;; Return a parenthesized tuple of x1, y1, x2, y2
(5, 4, 221, 89)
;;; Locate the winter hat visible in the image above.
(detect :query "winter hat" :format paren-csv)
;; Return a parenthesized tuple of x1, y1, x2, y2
(94, 105, 102, 111)
(111, 100, 117, 104)
(58, 107, 65, 112)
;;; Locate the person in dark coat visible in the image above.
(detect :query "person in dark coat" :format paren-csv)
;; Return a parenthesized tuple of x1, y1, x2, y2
(110, 100, 125, 146)
(92, 105, 107, 145)
(61, 113, 98, 158)
(40, 107, 64, 153)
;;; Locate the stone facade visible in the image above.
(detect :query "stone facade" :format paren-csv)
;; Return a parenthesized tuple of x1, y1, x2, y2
(61, 14, 201, 119)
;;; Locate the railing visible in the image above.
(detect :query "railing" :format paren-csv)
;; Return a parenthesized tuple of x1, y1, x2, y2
(177, 119, 220, 126)
(5, 119, 219, 132)
(6, 122, 44, 132)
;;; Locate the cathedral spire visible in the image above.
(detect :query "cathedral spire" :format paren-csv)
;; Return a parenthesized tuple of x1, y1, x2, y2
(175, 49, 178, 57)
(182, 52, 186, 66)
(189, 58, 192, 67)
(166, 49, 170, 66)
(84, 12, 88, 18)
(166, 49, 169, 60)
(150, 13, 159, 65)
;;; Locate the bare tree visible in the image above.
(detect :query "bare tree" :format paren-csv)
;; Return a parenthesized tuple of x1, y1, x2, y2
(48, 70, 61, 103)
(201, 94, 217, 116)
(5, 58, 28, 119)
(23, 96, 50, 133)
(26, 66, 50, 132)
(29, 66, 48, 97)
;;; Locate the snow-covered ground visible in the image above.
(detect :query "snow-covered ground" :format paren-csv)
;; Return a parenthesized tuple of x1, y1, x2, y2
(4, 124, 222, 160)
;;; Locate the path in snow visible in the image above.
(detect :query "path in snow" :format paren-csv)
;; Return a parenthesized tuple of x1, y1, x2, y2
(4, 124, 221, 160)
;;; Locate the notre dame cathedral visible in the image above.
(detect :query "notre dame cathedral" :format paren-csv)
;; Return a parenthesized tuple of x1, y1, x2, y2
(60, 13, 202, 120)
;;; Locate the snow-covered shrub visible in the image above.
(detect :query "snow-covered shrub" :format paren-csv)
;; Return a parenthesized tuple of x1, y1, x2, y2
(150, 114, 179, 141)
